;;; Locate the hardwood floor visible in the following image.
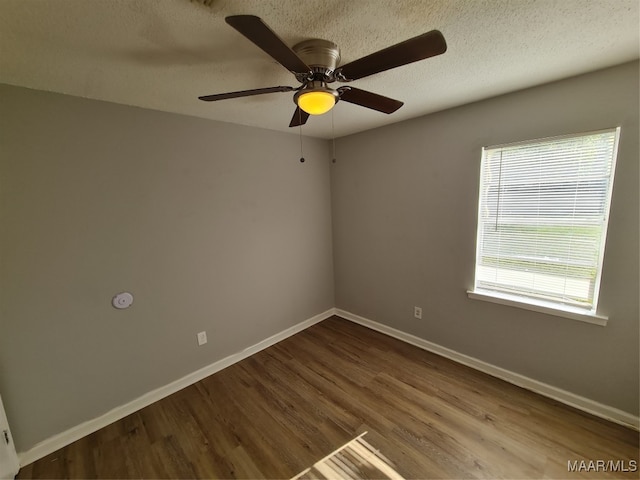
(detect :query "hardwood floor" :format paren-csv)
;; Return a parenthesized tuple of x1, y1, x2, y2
(17, 316, 639, 479)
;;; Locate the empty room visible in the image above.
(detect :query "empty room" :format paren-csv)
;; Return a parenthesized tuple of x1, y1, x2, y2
(0, 0, 638, 478)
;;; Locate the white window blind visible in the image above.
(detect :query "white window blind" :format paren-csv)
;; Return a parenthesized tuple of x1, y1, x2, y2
(473, 128, 619, 313)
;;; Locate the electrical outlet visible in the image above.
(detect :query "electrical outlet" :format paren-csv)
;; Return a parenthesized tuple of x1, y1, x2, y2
(197, 331, 207, 346)
(414, 306, 423, 319)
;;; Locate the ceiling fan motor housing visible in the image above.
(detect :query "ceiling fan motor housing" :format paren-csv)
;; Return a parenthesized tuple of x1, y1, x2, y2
(292, 39, 341, 80)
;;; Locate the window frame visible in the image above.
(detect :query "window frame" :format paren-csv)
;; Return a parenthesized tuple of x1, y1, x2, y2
(468, 128, 620, 326)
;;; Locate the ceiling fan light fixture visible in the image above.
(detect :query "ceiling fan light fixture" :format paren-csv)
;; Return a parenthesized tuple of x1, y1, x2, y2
(298, 90, 335, 115)
(294, 82, 338, 115)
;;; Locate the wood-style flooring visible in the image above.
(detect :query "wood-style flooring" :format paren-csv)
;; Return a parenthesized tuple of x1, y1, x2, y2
(17, 316, 639, 479)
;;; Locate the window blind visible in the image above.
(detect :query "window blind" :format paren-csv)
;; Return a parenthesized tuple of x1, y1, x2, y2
(474, 128, 619, 312)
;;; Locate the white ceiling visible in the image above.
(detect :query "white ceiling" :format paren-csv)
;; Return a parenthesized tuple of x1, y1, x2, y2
(0, 0, 638, 139)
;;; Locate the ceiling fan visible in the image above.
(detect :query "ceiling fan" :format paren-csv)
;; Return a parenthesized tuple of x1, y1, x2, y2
(198, 15, 447, 127)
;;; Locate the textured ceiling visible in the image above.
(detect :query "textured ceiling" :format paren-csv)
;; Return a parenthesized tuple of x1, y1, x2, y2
(0, 0, 638, 139)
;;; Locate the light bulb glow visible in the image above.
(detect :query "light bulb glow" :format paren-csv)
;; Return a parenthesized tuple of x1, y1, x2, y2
(297, 90, 336, 115)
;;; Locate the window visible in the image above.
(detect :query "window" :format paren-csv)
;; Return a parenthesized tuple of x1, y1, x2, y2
(470, 128, 619, 321)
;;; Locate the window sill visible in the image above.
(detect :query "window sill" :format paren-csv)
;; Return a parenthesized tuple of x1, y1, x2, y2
(466, 290, 608, 326)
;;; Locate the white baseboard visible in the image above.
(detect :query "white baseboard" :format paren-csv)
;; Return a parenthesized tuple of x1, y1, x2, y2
(18, 308, 335, 467)
(19, 306, 638, 467)
(335, 309, 639, 431)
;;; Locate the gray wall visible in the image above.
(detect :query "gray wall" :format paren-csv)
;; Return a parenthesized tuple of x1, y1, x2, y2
(1, 60, 638, 454)
(0, 84, 334, 452)
(331, 61, 639, 415)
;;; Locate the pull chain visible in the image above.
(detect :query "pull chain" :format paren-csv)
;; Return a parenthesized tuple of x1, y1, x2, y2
(298, 109, 305, 163)
(331, 109, 336, 163)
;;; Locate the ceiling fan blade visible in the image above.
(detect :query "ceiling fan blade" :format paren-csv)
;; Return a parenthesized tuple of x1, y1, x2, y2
(289, 107, 310, 127)
(198, 86, 294, 102)
(225, 15, 311, 74)
(337, 30, 446, 81)
(338, 87, 403, 114)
